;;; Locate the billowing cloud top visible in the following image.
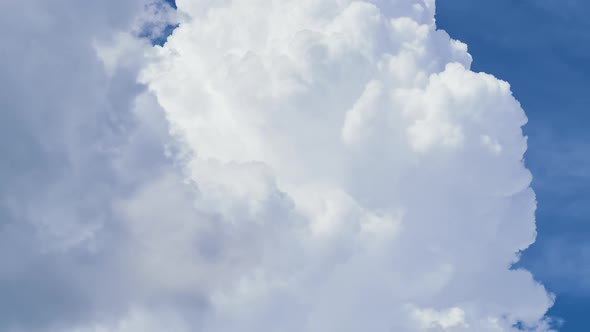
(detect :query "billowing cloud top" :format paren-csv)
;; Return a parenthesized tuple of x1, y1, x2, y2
(1, 0, 554, 331)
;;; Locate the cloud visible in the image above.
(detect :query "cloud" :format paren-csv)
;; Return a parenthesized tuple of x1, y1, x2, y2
(0, 0, 555, 331)
(138, 0, 554, 330)
(0, 0, 191, 330)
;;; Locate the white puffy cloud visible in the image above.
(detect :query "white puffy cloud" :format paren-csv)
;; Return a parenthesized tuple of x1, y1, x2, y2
(1, 0, 556, 331)
(135, 0, 554, 331)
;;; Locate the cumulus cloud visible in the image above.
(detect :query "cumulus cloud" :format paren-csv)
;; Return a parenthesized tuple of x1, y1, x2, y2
(1, 0, 555, 331)
(139, 0, 554, 330)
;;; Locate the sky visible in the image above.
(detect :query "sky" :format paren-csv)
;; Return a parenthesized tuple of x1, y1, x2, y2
(0, 0, 587, 331)
(436, 1, 590, 330)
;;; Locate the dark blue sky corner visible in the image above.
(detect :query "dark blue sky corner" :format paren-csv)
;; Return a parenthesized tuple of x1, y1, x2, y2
(139, 0, 179, 47)
(164, 0, 177, 10)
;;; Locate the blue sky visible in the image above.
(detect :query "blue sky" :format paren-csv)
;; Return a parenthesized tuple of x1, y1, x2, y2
(164, 0, 176, 9)
(437, 0, 590, 330)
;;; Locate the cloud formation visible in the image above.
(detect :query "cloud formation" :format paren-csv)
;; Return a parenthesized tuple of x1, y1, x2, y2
(0, 0, 554, 331)
(139, 0, 554, 330)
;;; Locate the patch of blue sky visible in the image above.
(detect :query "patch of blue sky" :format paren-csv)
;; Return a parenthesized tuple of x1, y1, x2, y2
(163, 0, 176, 9)
(436, 1, 590, 330)
(140, 22, 179, 46)
(139, 0, 178, 46)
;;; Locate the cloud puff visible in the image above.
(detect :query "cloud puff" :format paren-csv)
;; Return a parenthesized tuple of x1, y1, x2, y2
(138, 0, 554, 330)
(0, 0, 554, 331)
